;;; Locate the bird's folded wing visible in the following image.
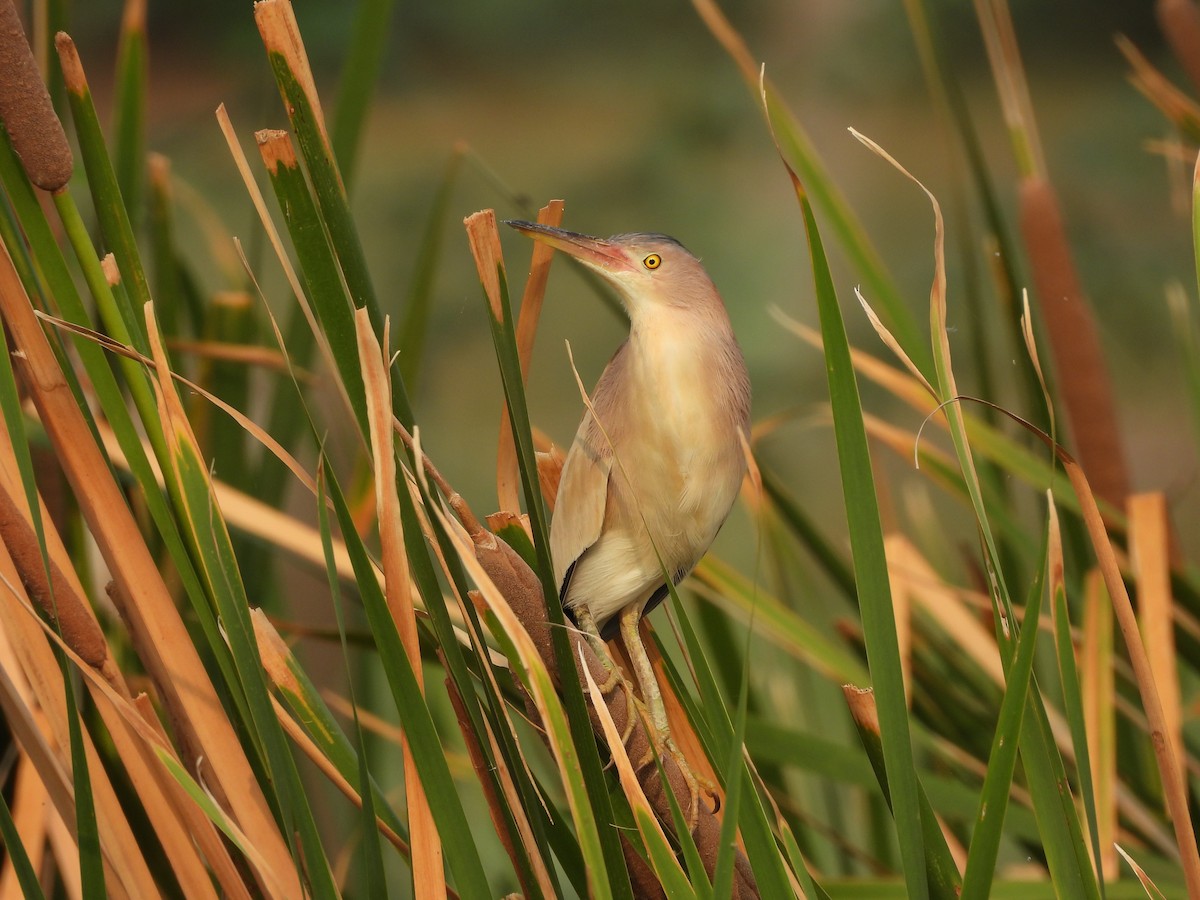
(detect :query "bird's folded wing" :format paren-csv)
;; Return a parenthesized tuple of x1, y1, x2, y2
(550, 413, 612, 595)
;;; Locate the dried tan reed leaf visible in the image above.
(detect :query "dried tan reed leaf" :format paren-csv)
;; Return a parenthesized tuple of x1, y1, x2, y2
(0, 631, 133, 894)
(1129, 493, 1184, 796)
(464, 210, 506, 322)
(885, 534, 1004, 689)
(497, 200, 564, 514)
(0, 753, 48, 900)
(1065, 450, 1200, 889)
(1118, 34, 1200, 135)
(356, 309, 446, 897)
(0, 237, 298, 892)
(254, 0, 332, 151)
(582, 648, 686, 880)
(1114, 842, 1170, 899)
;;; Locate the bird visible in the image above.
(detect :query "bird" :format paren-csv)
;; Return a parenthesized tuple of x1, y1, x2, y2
(506, 220, 751, 744)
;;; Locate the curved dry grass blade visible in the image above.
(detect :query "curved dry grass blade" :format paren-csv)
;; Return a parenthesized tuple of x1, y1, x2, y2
(357, 308, 446, 897)
(1114, 842, 1170, 900)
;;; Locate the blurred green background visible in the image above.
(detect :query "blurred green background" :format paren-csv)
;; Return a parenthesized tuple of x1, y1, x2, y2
(64, 0, 1196, 572)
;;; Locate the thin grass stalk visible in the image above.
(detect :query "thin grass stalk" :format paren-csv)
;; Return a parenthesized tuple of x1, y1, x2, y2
(1044, 500, 1107, 892)
(331, 0, 395, 187)
(145, 304, 342, 897)
(0, 236, 302, 895)
(398, 449, 567, 898)
(111, 0, 146, 228)
(850, 128, 1101, 897)
(959, 521, 1046, 899)
(842, 687, 959, 899)
(55, 33, 152, 352)
(688, 0, 929, 373)
(661, 577, 799, 895)
(398, 147, 464, 387)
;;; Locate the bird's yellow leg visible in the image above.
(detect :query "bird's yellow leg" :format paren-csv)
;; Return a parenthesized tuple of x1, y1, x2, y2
(619, 605, 670, 741)
(574, 604, 625, 694)
(620, 605, 706, 827)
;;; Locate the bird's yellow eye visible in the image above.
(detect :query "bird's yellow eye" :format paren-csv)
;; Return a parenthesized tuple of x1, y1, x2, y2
(643, 253, 662, 270)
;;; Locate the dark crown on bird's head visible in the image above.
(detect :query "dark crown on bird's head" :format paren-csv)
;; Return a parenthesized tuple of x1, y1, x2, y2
(607, 232, 692, 255)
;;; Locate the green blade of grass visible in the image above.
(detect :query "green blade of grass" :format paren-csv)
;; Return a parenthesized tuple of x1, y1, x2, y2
(710, 667, 750, 899)
(111, 0, 147, 229)
(780, 151, 929, 898)
(55, 35, 150, 353)
(256, 1, 414, 428)
(960, 518, 1047, 899)
(316, 471, 389, 896)
(331, 0, 396, 188)
(66, 668, 105, 900)
(665, 591, 801, 896)
(398, 147, 463, 388)
(0, 781, 46, 900)
(323, 460, 493, 897)
(146, 155, 188, 337)
(851, 129, 1100, 899)
(256, 129, 369, 435)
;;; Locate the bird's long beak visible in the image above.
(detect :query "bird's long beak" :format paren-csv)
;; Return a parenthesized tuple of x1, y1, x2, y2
(505, 220, 635, 274)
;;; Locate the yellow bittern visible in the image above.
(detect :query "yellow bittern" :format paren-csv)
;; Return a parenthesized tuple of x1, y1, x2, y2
(507, 220, 750, 744)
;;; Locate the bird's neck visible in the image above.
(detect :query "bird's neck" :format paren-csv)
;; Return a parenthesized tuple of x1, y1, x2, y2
(625, 304, 748, 430)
